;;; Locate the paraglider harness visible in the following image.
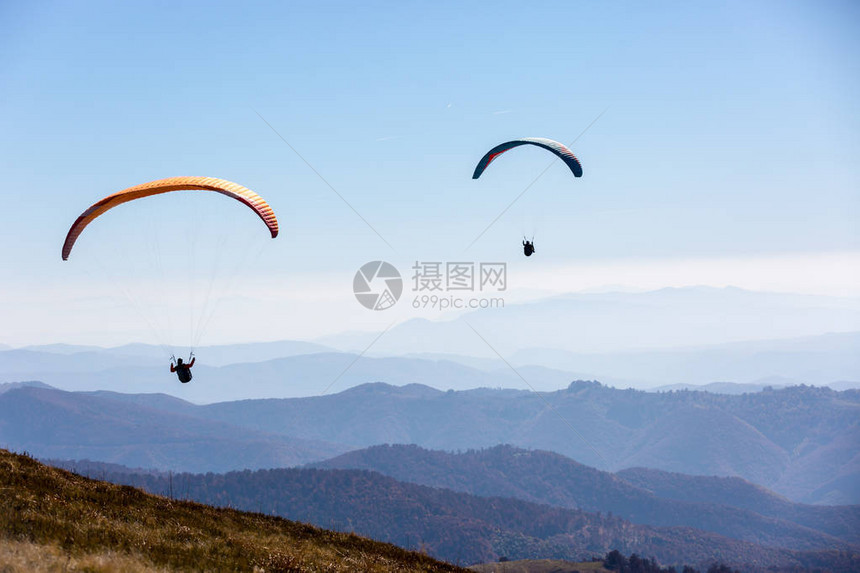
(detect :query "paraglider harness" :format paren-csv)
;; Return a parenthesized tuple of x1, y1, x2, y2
(170, 353, 195, 383)
(523, 237, 535, 257)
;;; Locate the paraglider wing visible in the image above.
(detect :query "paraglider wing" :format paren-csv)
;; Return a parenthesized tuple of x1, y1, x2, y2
(472, 137, 583, 179)
(62, 176, 278, 260)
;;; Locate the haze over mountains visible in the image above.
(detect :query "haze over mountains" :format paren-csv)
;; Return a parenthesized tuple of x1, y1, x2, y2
(3, 380, 857, 505)
(2, 288, 857, 401)
(320, 287, 860, 355)
(2, 333, 856, 403)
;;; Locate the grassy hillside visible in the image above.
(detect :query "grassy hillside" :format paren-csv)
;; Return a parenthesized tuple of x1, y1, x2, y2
(0, 448, 465, 572)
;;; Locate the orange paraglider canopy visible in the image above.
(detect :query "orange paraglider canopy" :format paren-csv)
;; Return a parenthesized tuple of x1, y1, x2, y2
(62, 176, 278, 260)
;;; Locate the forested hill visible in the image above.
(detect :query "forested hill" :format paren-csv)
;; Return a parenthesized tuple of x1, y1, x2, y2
(314, 444, 860, 547)
(616, 465, 859, 540)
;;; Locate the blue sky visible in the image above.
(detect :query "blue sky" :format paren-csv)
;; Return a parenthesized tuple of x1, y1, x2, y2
(1, 1, 858, 346)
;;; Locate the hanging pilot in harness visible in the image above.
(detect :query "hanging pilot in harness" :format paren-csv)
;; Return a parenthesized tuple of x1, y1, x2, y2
(170, 354, 196, 383)
(523, 238, 535, 257)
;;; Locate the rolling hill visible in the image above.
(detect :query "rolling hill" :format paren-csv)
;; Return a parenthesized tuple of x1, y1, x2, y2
(0, 384, 346, 472)
(314, 444, 860, 548)
(616, 466, 860, 541)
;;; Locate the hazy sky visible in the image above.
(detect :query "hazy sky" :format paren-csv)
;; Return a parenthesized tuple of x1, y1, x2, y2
(1, 1, 858, 347)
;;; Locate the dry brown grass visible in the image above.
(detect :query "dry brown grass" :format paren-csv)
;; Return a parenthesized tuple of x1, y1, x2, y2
(0, 537, 165, 572)
(0, 449, 466, 572)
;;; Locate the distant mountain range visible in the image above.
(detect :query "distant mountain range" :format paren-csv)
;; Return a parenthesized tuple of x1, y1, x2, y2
(1, 331, 858, 403)
(3, 381, 857, 504)
(506, 331, 860, 387)
(3, 287, 859, 395)
(0, 350, 578, 402)
(198, 381, 860, 504)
